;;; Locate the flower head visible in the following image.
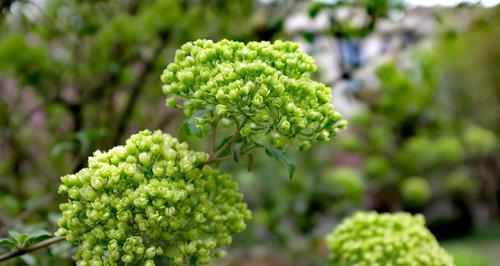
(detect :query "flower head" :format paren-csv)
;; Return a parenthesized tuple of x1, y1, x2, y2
(161, 39, 346, 150)
(326, 212, 454, 266)
(57, 130, 251, 265)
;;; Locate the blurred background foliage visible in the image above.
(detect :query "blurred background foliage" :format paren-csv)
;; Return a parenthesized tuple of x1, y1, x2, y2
(0, 0, 498, 265)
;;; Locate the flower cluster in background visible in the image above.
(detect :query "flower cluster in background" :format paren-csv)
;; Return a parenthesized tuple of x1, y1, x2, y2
(326, 212, 455, 266)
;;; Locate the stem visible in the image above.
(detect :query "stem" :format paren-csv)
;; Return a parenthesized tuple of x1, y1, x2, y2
(210, 121, 218, 153)
(0, 236, 64, 262)
(201, 127, 242, 167)
(214, 132, 239, 159)
(203, 155, 234, 165)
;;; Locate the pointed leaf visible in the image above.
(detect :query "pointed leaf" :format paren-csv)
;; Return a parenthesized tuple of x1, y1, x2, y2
(231, 142, 240, 162)
(0, 238, 16, 249)
(21, 254, 37, 266)
(9, 231, 29, 248)
(27, 230, 52, 244)
(246, 153, 254, 172)
(50, 141, 77, 157)
(178, 121, 191, 138)
(254, 143, 296, 179)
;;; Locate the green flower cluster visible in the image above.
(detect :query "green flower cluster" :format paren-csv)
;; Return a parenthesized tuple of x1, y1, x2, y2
(56, 130, 251, 266)
(397, 135, 464, 171)
(161, 39, 346, 149)
(327, 167, 365, 202)
(399, 177, 431, 207)
(326, 212, 455, 266)
(462, 125, 498, 156)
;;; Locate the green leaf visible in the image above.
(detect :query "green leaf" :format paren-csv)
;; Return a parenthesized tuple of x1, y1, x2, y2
(301, 32, 316, 43)
(186, 110, 209, 137)
(76, 128, 107, 152)
(246, 153, 254, 172)
(9, 231, 29, 248)
(50, 141, 77, 157)
(255, 143, 296, 179)
(308, 2, 324, 18)
(27, 229, 52, 244)
(21, 254, 37, 266)
(0, 238, 16, 249)
(178, 121, 190, 139)
(231, 142, 240, 162)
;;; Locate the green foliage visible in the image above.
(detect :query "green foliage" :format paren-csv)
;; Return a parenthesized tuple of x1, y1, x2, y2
(462, 125, 498, 156)
(161, 39, 346, 151)
(1, 1, 499, 265)
(326, 212, 455, 266)
(307, 0, 404, 38)
(56, 130, 251, 265)
(447, 246, 489, 266)
(328, 167, 365, 202)
(444, 169, 478, 196)
(0, 229, 52, 249)
(399, 177, 431, 207)
(363, 155, 391, 179)
(334, 39, 499, 216)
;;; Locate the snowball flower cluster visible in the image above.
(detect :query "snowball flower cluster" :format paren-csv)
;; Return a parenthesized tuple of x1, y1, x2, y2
(327, 167, 365, 202)
(326, 212, 454, 266)
(462, 125, 497, 156)
(161, 39, 346, 149)
(400, 177, 431, 207)
(56, 130, 251, 266)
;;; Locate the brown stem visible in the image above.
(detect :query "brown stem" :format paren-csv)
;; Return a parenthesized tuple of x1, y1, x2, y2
(203, 155, 234, 165)
(214, 131, 240, 159)
(201, 130, 241, 166)
(0, 236, 64, 262)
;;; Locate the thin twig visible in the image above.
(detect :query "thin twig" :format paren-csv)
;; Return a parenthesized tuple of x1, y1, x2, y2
(203, 155, 234, 165)
(201, 130, 241, 166)
(0, 236, 64, 262)
(210, 122, 217, 153)
(213, 131, 240, 159)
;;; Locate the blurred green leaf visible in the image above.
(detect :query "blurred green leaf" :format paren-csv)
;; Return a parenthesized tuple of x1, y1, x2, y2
(0, 238, 16, 249)
(21, 254, 37, 266)
(27, 229, 52, 243)
(50, 141, 77, 157)
(308, 2, 324, 18)
(231, 142, 240, 162)
(301, 32, 316, 43)
(76, 128, 107, 152)
(9, 231, 30, 248)
(246, 153, 254, 172)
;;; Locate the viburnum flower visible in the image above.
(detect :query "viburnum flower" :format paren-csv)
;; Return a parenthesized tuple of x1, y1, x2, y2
(160, 39, 346, 150)
(326, 211, 455, 266)
(56, 130, 251, 266)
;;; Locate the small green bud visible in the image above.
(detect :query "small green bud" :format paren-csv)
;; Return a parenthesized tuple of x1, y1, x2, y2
(121, 254, 133, 263)
(138, 152, 152, 167)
